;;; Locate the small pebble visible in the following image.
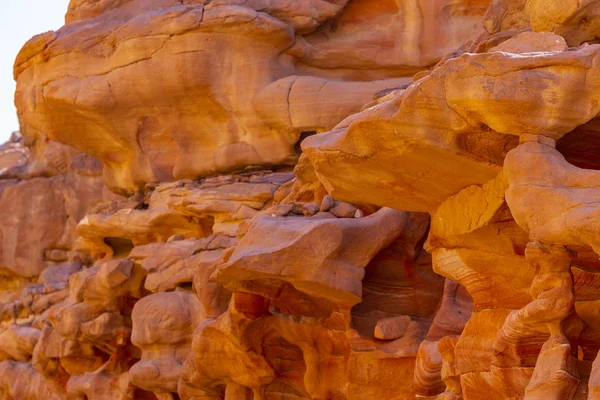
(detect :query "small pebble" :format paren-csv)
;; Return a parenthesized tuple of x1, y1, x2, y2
(330, 201, 358, 218)
(302, 203, 319, 216)
(320, 195, 335, 212)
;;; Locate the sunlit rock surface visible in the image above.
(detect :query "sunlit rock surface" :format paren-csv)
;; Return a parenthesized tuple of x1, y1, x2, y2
(5, 1, 600, 399)
(14, 0, 489, 193)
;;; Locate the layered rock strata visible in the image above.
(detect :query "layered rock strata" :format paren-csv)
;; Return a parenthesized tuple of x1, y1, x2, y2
(3, 0, 600, 399)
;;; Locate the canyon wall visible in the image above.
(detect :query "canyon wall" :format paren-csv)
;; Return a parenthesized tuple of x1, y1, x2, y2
(3, 0, 600, 399)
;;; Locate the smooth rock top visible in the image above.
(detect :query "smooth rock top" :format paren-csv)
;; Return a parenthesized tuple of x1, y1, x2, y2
(490, 31, 568, 53)
(303, 44, 600, 212)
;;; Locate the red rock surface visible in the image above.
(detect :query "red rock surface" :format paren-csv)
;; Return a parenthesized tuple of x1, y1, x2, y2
(3, 0, 600, 399)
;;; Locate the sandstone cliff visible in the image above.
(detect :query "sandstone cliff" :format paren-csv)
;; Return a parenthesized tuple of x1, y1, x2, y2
(2, 0, 600, 399)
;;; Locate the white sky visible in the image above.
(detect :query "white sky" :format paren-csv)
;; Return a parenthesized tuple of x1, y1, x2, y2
(0, 1, 70, 144)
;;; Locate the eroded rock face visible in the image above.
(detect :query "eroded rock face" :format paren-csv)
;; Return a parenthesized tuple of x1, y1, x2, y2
(14, 0, 488, 192)
(6, 1, 600, 400)
(0, 136, 119, 278)
(130, 290, 204, 395)
(303, 42, 600, 212)
(300, 27, 600, 400)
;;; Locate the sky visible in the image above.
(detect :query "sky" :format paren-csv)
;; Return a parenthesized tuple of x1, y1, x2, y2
(0, 1, 70, 144)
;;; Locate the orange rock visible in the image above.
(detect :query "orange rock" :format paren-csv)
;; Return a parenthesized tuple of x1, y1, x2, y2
(0, 360, 66, 400)
(526, 0, 600, 46)
(0, 156, 113, 277)
(213, 207, 411, 307)
(0, 325, 40, 362)
(130, 235, 235, 293)
(489, 31, 568, 53)
(66, 357, 137, 400)
(505, 139, 600, 253)
(130, 291, 204, 396)
(9, 0, 600, 399)
(304, 45, 600, 212)
(14, 0, 490, 192)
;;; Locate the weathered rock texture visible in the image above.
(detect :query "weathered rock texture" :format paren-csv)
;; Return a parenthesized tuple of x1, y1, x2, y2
(4, 0, 600, 399)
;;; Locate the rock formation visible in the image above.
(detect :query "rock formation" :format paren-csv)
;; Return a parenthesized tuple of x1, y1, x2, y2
(3, 0, 600, 399)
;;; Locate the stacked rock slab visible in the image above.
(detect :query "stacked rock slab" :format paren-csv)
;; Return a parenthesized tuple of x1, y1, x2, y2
(4, 0, 600, 399)
(303, 24, 600, 400)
